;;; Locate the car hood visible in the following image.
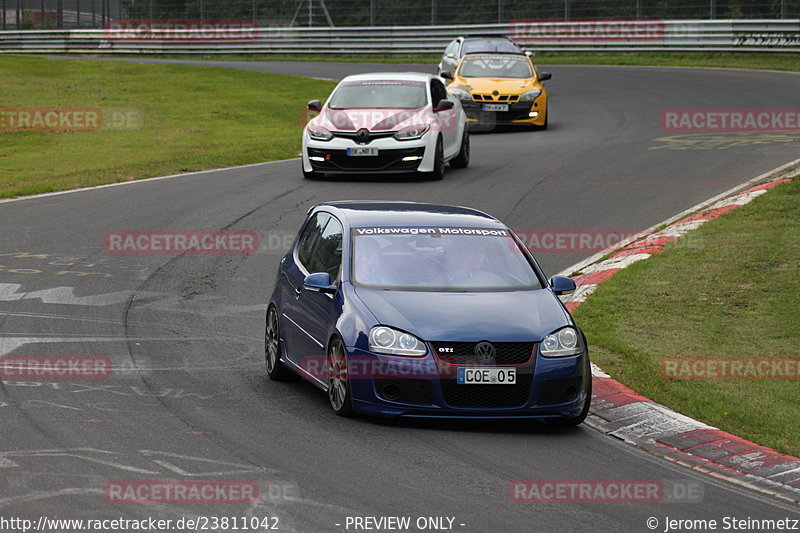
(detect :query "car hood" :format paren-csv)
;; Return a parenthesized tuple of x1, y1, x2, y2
(453, 77, 540, 95)
(313, 107, 432, 132)
(353, 288, 568, 342)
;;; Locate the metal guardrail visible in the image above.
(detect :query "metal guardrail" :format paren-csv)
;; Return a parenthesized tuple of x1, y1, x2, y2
(1, 20, 799, 54)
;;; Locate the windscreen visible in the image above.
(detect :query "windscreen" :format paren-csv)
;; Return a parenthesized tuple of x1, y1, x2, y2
(328, 80, 428, 109)
(458, 55, 533, 79)
(351, 227, 542, 291)
(462, 39, 521, 55)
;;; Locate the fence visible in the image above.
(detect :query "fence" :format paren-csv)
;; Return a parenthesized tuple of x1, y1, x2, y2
(1, 19, 799, 53)
(2, 0, 800, 30)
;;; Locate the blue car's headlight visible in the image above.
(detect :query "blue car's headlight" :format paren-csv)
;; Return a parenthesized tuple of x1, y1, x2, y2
(540, 327, 580, 357)
(369, 326, 427, 356)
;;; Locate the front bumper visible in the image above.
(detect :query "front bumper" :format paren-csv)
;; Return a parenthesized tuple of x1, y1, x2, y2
(460, 101, 544, 126)
(345, 346, 589, 419)
(302, 131, 437, 174)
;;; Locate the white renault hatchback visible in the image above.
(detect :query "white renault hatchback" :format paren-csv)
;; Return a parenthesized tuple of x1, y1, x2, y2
(301, 72, 469, 180)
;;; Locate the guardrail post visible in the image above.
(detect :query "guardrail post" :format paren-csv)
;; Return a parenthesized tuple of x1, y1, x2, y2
(710, 0, 716, 19)
(76, 0, 80, 28)
(781, 0, 787, 18)
(57, 0, 63, 28)
(1, 0, 5, 30)
(200, 0, 205, 23)
(15, 0, 20, 29)
(431, 0, 436, 25)
(497, 0, 503, 23)
(370, 0, 375, 26)
(564, 0, 570, 21)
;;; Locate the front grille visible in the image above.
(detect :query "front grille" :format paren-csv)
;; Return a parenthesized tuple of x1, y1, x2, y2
(375, 379, 432, 406)
(332, 131, 395, 144)
(536, 377, 582, 405)
(308, 147, 424, 172)
(472, 94, 520, 103)
(430, 342, 534, 366)
(440, 374, 533, 408)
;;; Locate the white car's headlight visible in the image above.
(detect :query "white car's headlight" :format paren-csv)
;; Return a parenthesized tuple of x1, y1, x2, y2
(540, 327, 581, 357)
(369, 326, 427, 356)
(519, 89, 542, 102)
(394, 124, 429, 141)
(307, 125, 333, 141)
(448, 88, 472, 101)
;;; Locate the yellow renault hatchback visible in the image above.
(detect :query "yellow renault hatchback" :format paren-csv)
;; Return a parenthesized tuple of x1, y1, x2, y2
(442, 53, 551, 129)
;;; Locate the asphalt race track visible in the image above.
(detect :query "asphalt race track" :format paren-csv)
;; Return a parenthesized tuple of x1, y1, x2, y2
(1, 60, 799, 532)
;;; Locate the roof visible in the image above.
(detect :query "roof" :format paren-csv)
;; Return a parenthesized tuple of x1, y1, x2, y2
(313, 201, 505, 229)
(339, 72, 436, 83)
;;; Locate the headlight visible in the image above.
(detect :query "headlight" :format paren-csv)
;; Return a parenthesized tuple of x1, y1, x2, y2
(394, 124, 429, 141)
(307, 125, 333, 141)
(448, 88, 472, 101)
(540, 327, 581, 357)
(369, 326, 427, 356)
(519, 89, 542, 102)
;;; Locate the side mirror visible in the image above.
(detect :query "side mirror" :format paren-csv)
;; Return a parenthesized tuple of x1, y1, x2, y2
(307, 99, 322, 112)
(445, 53, 457, 60)
(525, 50, 535, 57)
(550, 275, 576, 296)
(538, 72, 552, 82)
(439, 71, 453, 80)
(434, 99, 455, 112)
(304, 272, 336, 294)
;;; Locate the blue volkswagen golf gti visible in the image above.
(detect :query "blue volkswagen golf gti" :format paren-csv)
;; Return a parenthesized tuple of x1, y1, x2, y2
(265, 201, 591, 424)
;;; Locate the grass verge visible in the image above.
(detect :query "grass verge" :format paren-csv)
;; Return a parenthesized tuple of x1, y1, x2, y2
(64, 51, 800, 72)
(573, 178, 800, 457)
(0, 55, 336, 198)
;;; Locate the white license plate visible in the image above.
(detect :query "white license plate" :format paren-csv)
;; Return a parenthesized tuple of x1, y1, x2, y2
(457, 367, 516, 385)
(482, 103, 509, 112)
(347, 147, 379, 156)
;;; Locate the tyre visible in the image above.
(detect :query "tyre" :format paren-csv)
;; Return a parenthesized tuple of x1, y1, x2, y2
(265, 306, 297, 381)
(425, 136, 445, 181)
(449, 129, 470, 169)
(327, 336, 355, 417)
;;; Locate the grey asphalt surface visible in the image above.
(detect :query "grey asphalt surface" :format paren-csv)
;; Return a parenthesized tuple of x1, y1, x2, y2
(1, 59, 799, 532)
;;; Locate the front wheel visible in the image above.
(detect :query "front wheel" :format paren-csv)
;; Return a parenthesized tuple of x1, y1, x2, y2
(426, 136, 445, 181)
(327, 337, 355, 417)
(265, 307, 296, 381)
(449, 129, 470, 169)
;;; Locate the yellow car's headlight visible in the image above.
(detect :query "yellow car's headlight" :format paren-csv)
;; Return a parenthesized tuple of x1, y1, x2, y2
(519, 89, 542, 102)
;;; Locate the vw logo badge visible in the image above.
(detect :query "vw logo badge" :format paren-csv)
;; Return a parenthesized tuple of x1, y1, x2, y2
(474, 341, 496, 363)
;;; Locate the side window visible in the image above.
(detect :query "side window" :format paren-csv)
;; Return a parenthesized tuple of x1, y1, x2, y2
(445, 40, 459, 58)
(308, 217, 343, 280)
(431, 79, 448, 105)
(297, 213, 330, 271)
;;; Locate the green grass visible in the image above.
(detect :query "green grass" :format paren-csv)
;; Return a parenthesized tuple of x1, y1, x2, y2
(573, 178, 800, 457)
(61, 51, 800, 72)
(0, 55, 336, 198)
